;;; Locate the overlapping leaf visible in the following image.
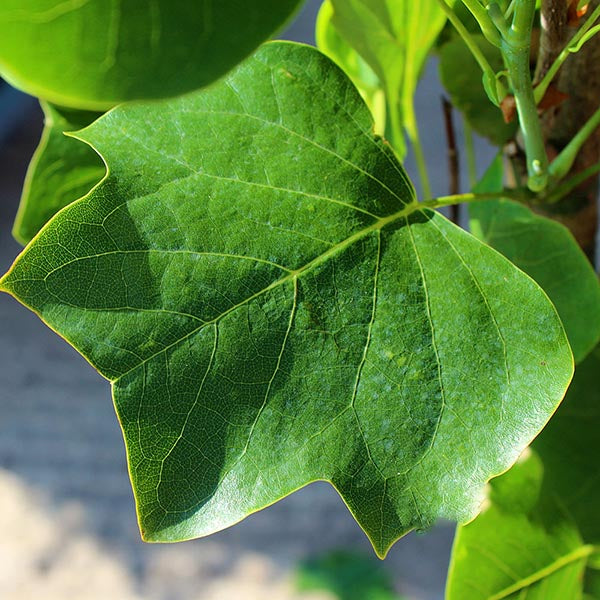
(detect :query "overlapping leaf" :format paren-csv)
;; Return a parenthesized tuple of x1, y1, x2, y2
(469, 157, 600, 362)
(0, 0, 303, 109)
(316, 0, 385, 134)
(13, 102, 105, 245)
(0, 42, 573, 557)
(327, 0, 447, 158)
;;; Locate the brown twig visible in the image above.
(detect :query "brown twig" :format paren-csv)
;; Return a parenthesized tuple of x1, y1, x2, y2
(442, 96, 460, 224)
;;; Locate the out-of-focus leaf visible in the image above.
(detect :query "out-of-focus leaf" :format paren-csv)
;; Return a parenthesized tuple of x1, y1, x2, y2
(316, 0, 385, 134)
(0, 0, 303, 109)
(328, 0, 447, 158)
(439, 35, 516, 146)
(13, 102, 105, 245)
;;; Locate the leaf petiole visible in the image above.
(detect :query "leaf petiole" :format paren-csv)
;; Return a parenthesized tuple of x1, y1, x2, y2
(549, 105, 600, 180)
(459, 0, 503, 46)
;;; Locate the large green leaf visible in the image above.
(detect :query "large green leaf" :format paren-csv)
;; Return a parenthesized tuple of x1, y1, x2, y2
(469, 157, 600, 363)
(13, 102, 105, 245)
(316, 0, 386, 135)
(0, 42, 573, 558)
(447, 346, 600, 599)
(0, 0, 302, 110)
(439, 34, 516, 146)
(447, 451, 589, 600)
(328, 0, 447, 158)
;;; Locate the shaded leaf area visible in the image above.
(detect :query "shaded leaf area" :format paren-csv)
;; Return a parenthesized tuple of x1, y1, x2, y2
(13, 102, 105, 245)
(447, 345, 600, 599)
(295, 550, 400, 600)
(439, 34, 516, 146)
(316, 0, 385, 135)
(447, 451, 589, 599)
(469, 157, 600, 363)
(328, 0, 447, 158)
(0, 43, 573, 557)
(0, 0, 302, 110)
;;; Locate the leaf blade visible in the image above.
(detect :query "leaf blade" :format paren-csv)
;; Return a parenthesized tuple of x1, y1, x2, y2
(0, 42, 573, 558)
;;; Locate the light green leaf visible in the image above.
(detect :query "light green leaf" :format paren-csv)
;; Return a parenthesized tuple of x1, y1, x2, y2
(469, 157, 600, 363)
(0, 0, 302, 110)
(13, 102, 105, 245)
(439, 35, 516, 146)
(328, 0, 447, 158)
(447, 345, 600, 599)
(316, 0, 386, 135)
(447, 451, 589, 600)
(0, 42, 573, 558)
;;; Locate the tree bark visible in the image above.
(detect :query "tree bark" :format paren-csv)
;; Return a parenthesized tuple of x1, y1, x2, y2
(534, 0, 600, 263)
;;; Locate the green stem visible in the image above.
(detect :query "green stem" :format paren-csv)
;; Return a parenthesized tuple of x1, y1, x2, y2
(534, 4, 600, 104)
(544, 161, 600, 203)
(422, 190, 521, 210)
(502, 0, 549, 191)
(437, 0, 498, 78)
(460, 0, 503, 46)
(549, 105, 600, 179)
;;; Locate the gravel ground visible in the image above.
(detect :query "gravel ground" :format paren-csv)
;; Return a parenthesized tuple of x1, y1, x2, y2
(0, 3, 497, 599)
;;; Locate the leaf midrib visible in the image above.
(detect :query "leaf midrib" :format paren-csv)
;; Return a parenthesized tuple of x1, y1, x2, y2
(111, 201, 424, 383)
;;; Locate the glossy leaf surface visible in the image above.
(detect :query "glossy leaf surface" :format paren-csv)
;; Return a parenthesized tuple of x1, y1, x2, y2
(0, 0, 302, 109)
(13, 102, 105, 245)
(469, 157, 600, 363)
(0, 43, 573, 557)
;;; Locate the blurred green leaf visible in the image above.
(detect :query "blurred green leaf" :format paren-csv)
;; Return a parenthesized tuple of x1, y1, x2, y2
(316, 0, 386, 134)
(0, 0, 303, 109)
(328, 0, 447, 158)
(13, 102, 105, 245)
(296, 551, 399, 600)
(439, 35, 516, 146)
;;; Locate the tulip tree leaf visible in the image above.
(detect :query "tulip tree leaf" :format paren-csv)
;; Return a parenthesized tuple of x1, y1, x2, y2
(0, 0, 303, 110)
(0, 42, 573, 558)
(13, 102, 105, 245)
(316, 0, 386, 135)
(469, 157, 600, 363)
(328, 0, 447, 158)
(447, 345, 600, 600)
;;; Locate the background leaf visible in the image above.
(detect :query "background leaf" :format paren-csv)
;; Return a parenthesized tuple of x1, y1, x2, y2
(447, 450, 589, 600)
(0, 0, 303, 109)
(295, 550, 400, 600)
(469, 157, 600, 363)
(0, 42, 573, 558)
(327, 0, 447, 159)
(439, 35, 516, 146)
(13, 102, 105, 245)
(316, 0, 386, 135)
(447, 345, 600, 599)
